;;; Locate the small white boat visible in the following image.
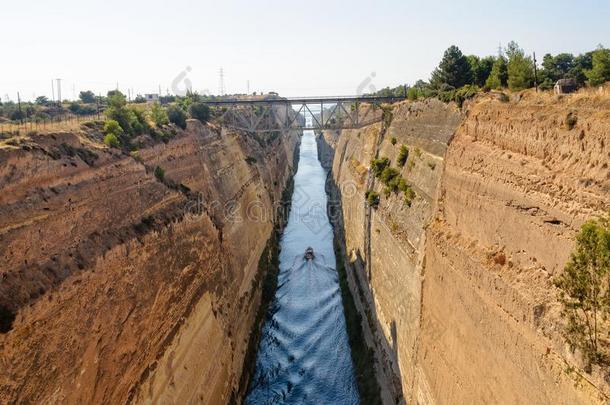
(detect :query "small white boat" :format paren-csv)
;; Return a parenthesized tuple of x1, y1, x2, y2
(304, 247, 315, 260)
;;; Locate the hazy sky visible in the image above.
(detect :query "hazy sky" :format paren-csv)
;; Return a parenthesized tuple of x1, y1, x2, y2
(2, 0, 609, 101)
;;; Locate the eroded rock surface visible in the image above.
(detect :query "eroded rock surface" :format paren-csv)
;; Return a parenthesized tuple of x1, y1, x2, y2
(0, 120, 298, 404)
(321, 91, 610, 405)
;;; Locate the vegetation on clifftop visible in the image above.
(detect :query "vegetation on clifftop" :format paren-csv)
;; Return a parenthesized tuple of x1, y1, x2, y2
(373, 43, 610, 106)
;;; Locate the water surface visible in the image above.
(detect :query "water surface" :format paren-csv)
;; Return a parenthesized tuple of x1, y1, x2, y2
(246, 130, 359, 404)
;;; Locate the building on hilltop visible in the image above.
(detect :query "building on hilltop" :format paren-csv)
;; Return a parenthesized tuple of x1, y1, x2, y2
(554, 79, 578, 95)
(144, 93, 159, 103)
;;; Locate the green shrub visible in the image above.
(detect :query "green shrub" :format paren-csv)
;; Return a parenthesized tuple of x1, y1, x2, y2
(407, 86, 419, 100)
(103, 119, 123, 137)
(150, 102, 169, 127)
(403, 186, 416, 206)
(391, 137, 397, 145)
(370, 157, 390, 176)
(566, 113, 578, 130)
(167, 105, 187, 129)
(105, 91, 133, 135)
(379, 166, 400, 185)
(103, 133, 120, 148)
(154, 166, 165, 181)
(189, 102, 210, 123)
(365, 190, 380, 208)
(130, 150, 143, 162)
(397, 145, 409, 167)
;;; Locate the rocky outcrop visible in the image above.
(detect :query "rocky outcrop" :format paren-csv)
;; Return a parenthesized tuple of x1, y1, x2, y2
(0, 119, 298, 404)
(322, 91, 610, 404)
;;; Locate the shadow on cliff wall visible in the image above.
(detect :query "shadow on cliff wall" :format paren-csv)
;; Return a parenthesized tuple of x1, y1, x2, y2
(326, 175, 405, 405)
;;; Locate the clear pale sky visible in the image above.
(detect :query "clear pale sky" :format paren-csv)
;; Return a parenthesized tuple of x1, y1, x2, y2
(2, 0, 609, 101)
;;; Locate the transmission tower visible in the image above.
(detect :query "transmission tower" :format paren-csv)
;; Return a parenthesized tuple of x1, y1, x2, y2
(219, 68, 225, 96)
(56, 78, 62, 104)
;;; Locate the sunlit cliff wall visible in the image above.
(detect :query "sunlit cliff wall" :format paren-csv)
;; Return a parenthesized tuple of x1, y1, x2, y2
(0, 119, 298, 404)
(320, 91, 610, 404)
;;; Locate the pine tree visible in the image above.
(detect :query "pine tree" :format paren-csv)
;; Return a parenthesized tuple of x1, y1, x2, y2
(586, 46, 610, 86)
(430, 45, 473, 89)
(506, 41, 535, 91)
(485, 55, 508, 89)
(555, 213, 610, 370)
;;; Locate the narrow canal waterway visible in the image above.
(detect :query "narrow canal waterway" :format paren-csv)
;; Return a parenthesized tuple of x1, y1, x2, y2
(246, 130, 359, 404)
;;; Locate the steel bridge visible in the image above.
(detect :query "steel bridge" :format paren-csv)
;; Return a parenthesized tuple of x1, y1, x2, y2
(202, 95, 404, 133)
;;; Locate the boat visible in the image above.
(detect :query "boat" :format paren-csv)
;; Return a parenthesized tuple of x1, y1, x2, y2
(304, 247, 315, 260)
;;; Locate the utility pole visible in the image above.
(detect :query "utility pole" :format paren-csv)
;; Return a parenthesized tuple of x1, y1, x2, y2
(533, 52, 539, 92)
(17, 92, 22, 122)
(51, 80, 55, 104)
(247, 80, 250, 95)
(97, 93, 101, 119)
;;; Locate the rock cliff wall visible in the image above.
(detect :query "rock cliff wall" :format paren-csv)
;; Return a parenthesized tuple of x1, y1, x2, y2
(320, 91, 610, 404)
(0, 119, 298, 404)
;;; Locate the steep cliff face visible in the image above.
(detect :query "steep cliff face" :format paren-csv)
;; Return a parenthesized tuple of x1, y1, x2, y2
(322, 90, 610, 404)
(418, 91, 610, 404)
(0, 120, 298, 404)
(320, 99, 462, 403)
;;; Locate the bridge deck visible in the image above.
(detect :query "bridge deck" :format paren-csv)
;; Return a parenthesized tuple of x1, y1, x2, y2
(200, 95, 404, 105)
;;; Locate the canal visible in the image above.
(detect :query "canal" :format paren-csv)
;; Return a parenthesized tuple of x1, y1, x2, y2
(246, 129, 359, 404)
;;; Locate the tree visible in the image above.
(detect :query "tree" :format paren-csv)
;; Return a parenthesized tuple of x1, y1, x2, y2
(68, 102, 82, 114)
(167, 105, 187, 129)
(35, 96, 49, 105)
(430, 45, 473, 89)
(79, 90, 96, 104)
(150, 102, 169, 127)
(586, 46, 610, 86)
(134, 94, 146, 103)
(571, 52, 594, 86)
(539, 53, 575, 89)
(468, 55, 495, 87)
(189, 102, 210, 123)
(486, 55, 508, 89)
(506, 41, 535, 91)
(104, 90, 144, 136)
(555, 213, 610, 369)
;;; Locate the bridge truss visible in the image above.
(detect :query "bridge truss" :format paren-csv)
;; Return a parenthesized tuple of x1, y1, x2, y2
(202, 96, 403, 133)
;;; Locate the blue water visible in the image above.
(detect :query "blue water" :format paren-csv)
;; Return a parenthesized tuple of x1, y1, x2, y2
(246, 131, 359, 405)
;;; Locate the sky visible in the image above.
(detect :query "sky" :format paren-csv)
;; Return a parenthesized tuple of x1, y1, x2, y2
(1, 0, 609, 102)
